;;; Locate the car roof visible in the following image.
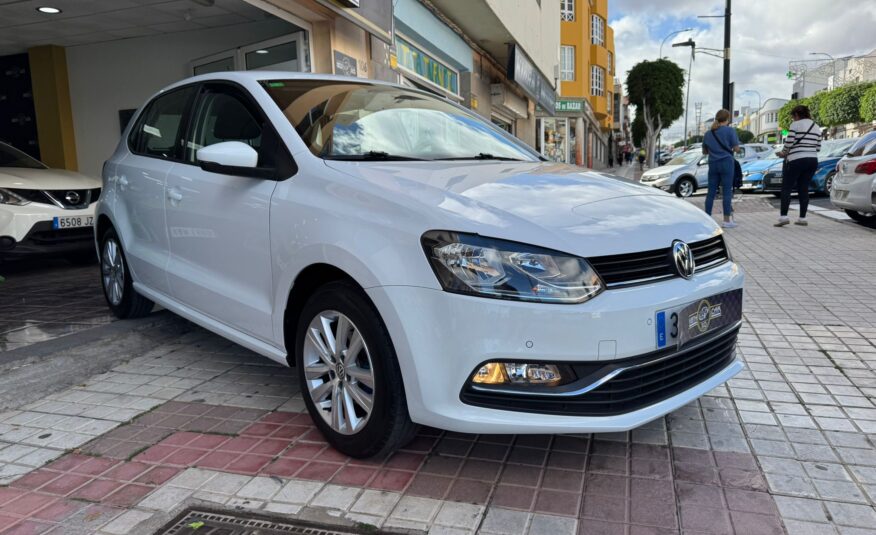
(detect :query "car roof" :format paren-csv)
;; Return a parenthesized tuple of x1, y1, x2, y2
(161, 71, 394, 93)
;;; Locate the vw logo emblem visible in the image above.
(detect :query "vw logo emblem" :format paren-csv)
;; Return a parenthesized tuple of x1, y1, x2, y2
(65, 191, 81, 205)
(672, 240, 696, 279)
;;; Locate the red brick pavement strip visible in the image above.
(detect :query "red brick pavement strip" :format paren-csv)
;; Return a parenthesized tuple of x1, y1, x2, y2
(0, 401, 784, 534)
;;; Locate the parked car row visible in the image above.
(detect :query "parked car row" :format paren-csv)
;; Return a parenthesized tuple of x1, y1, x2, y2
(759, 138, 858, 196)
(0, 142, 101, 264)
(640, 143, 774, 197)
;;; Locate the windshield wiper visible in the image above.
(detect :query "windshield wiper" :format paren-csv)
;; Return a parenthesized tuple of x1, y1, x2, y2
(436, 153, 527, 161)
(324, 151, 426, 161)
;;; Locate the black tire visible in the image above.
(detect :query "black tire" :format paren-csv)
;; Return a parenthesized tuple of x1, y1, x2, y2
(99, 227, 153, 319)
(65, 249, 97, 266)
(295, 281, 417, 458)
(845, 210, 876, 227)
(674, 177, 696, 198)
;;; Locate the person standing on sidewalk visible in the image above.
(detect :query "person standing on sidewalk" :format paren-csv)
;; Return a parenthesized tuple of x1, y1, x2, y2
(702, 109, 740, 229)
(775, 104, 821, 227)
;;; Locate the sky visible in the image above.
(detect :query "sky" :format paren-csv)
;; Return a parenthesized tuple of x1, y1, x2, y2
(608, 0, 876, 144)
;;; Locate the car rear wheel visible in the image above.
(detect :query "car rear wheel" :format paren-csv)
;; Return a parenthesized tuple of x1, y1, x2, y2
(296, 281, 417, 458)
(845, 210, 876, 227)
(675, 177, 695, 198)
(99, 228, 153, 318)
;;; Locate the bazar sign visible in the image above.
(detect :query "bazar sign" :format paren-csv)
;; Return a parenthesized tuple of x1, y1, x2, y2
(507, 44, 556, 114)
(556, 100, 583, 112)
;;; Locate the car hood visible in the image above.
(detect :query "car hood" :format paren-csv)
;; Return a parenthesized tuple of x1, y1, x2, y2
(0, 167, 100, 190)
(642, 164, 690, 177)
(324, 160, 721, 257)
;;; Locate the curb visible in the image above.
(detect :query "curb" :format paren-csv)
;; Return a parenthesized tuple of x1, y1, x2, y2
(0, 310, 177, 367)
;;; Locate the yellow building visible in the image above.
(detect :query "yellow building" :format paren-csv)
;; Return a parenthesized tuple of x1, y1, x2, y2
(538, 0, 616, 167)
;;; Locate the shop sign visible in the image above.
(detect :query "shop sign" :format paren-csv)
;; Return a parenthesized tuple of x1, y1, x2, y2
(395, 36, 459, 94)
(316, 0, 392, 44)
(556, 99, 583, 113)
(333, 50, 358, 77)
(507, 44, 556, 114)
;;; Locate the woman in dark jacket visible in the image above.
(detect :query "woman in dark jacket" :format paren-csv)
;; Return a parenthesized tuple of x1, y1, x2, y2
(702, 109, 740, 228)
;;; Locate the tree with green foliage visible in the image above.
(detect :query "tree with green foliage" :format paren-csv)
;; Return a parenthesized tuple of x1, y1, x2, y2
(626, 59, 685, 167)
(735, 129, 755, 143)
(820, 82, 875, 126)
(860, 84, 876, 123)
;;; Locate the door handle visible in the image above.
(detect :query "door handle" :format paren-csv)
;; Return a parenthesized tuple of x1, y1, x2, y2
(167, 188, 183, 202)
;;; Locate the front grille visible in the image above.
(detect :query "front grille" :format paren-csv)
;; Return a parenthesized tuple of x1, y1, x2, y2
(9, 188, 52, 204)
(27, 227, 93, 245)
(460, 324, 739, 417)
(44, 188, 101, 209)
(588, 235, 730, 287)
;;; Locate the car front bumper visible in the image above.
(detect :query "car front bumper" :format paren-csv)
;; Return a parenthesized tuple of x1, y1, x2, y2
(367, 260, 744, 434)
(0, 203, 96, 255)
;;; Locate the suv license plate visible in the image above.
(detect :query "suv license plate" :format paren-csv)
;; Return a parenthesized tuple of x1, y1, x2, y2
(53, 216, 94, 229)
(656, 289, 743, 349)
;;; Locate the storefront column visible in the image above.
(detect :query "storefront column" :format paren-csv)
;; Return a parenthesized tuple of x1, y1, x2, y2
(575, 117, 585, 166)
(28, 45, 77, 171)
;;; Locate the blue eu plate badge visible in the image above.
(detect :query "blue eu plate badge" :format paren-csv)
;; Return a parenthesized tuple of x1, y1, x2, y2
(656, 310, 667, 348)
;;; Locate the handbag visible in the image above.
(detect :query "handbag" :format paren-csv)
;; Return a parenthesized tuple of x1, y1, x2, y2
(706, 128, 743, 189)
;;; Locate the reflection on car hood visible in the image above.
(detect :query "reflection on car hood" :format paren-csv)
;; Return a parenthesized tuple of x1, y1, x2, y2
(324, 160, 721, 257)
(0, 167, 100, 190)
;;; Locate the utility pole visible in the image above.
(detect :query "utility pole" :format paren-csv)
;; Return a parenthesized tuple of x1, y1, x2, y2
(694, 102, 703, 139)
(722, 0, 731, 110)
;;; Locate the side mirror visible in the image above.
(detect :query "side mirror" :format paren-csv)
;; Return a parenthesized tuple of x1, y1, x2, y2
(196, 141, 275, 179)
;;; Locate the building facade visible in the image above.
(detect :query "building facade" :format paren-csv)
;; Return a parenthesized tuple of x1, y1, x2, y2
(0, 0, 565, 176)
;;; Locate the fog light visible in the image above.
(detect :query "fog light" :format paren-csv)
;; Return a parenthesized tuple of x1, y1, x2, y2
(472, 362, 564, 386)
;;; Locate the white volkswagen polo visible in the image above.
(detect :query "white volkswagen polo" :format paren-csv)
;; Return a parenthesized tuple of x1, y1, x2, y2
(97, 73, 744, 457)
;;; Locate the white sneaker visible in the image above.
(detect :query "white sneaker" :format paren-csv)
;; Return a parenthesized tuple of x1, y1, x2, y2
(774, 217, 790, 227)
(722, 221, 738, 228)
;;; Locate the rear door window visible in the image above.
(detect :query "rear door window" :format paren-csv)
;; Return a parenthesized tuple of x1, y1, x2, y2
(129, 86, 198, 160)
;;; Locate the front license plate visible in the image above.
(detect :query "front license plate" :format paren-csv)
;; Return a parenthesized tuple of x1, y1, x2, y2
(656, 289, 743, 349)
(52, 216, 94, 229)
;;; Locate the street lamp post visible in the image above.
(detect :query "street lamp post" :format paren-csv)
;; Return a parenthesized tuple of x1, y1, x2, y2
(659, 28, 694, 59)
(673, 39, 696, 149)
(741, 89, 761, 138)
(810, 52, 838, 87)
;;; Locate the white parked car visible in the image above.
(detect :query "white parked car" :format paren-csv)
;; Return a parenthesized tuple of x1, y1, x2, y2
(98, 73, 745, 457)
(0, 142, 100, 263)
(641, 144, 774, 198)
(831, 131, 876, 226)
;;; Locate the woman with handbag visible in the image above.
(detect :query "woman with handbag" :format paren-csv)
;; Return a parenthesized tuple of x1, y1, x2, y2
(702, 109, 741, 228)
(775, 105, 821, 227)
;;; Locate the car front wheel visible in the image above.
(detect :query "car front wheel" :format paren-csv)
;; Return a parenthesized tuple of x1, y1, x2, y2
(296, 281, 417, 458)
(675, 177, 695, 198)
(99, 228, 153, 318)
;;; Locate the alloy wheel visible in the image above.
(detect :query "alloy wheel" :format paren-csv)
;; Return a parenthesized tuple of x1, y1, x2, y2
(101, 238, 125, 306)
(302, 310, 375, 435)
(678, 180, 694, 198)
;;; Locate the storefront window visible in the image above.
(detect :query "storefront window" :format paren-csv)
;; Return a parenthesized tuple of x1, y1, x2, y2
(540, 118, 568, 163)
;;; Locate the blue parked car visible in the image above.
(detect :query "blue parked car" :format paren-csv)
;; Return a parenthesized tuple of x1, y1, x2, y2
(740, 158, 782, 192)
(762, 138, 858, 196)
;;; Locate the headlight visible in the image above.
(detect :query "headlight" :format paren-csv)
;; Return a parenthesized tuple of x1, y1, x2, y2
(0, 188, 29, 206)
(421, 231, 604, 304)
(657, 173, 671, 179)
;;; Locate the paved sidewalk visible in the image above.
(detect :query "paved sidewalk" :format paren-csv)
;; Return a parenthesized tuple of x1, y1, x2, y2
(0, 202, 873, 534)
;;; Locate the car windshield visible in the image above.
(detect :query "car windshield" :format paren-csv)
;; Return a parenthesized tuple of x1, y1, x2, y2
(847, 132, 876, 157)
(667, 150, 701, 166)
(261, 80, 538, 162)
(0, 143, 46, 169)
(818, 139, 856, 159)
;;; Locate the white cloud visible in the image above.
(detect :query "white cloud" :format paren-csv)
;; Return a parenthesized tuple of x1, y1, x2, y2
(611, 0, 876, 143)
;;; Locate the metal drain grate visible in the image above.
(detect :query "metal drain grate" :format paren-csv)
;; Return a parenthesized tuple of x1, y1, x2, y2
(159, 509, 369, 535)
